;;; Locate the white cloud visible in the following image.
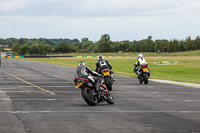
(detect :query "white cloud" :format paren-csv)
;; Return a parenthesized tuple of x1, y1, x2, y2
(0, 0, 200, 40)
(0, 0, 31, 12)
(1, 0, 200, 17)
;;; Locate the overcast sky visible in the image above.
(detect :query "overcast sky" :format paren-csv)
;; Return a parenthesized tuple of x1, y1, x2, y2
(0, 0, 200, 41)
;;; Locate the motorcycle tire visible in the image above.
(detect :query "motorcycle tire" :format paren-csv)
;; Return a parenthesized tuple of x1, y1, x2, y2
(139, 79, 142, 84)
(81, 87, 97, 106)
(105, 76, 112, 91)
(106, 91, 114, 104)
(143, 73, 148, 84)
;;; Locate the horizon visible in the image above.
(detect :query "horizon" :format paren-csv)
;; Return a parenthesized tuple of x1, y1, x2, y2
(1, 35, 199, 42)
(1, 0, 200, 41)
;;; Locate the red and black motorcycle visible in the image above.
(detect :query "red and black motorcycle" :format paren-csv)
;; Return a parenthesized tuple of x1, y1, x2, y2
(74, 77, 114, 106)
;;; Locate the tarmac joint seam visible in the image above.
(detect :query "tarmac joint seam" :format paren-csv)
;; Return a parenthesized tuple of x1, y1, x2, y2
(8, 73, 56, 95)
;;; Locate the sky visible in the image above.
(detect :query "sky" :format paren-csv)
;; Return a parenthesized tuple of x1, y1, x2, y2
(0, 0, 200, 41)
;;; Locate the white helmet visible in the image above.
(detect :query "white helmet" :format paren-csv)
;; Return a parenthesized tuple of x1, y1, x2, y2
(97, 55, 104, 61)
(138, 54, 143, 58)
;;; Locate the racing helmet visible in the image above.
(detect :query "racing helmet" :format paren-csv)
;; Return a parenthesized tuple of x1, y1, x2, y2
(138, 54, 143, 58)
(78, 61, 87, 67)
(97, 55, 104, 61)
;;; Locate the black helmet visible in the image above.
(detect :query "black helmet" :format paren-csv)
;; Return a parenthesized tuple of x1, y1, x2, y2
(78, 61, 87, 67)
(97, 55, 104, 61)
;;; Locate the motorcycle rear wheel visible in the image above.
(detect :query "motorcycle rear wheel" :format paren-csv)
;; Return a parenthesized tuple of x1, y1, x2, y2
(143, 73, 148, 84)
(81, 87, 97, 106)
(105, 76, 112, 91)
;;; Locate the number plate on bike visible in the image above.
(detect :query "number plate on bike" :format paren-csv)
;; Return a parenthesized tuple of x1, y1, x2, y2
(143, 68, 148, 72)
(103, 72, 110, 76)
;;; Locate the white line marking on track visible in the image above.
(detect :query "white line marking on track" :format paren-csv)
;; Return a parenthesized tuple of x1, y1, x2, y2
(150, 79, 200, 89)
(38, 86, 74, 87)
(1, 91, 200, 93)
(32, 82, 71, 83)
(0, 77, 72, 79)
(114, 81, 138, 84)
(1, 111, 200, 113)
(0, 91, 79, 93)
(1, 86, 74, 88)
(8, 73, 56, 95)
(0, 80, 73, 83)
(1, 98, 200, 102)
(24, 86, 73, 87)
(0, 98, 74, 101)
(0, 82, 71, 84)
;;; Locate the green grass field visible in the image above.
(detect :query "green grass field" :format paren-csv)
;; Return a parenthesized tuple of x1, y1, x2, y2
(24, 55, 200, 84)
(52, 50, 200, 56)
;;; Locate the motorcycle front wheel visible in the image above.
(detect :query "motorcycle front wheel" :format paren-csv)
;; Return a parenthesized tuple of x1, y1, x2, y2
(139, 79, 142, 84)
(106, 91, 114, 104)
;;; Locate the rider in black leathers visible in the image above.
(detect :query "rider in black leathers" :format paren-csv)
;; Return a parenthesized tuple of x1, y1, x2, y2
(95, 55, 112, 74)
(76, 61, 101, 90)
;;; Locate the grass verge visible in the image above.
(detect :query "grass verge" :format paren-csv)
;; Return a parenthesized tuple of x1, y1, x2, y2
(23, 56, 200, 84)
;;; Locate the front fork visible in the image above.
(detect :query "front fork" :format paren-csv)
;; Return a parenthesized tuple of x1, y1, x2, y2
(97, 87, 108, 102)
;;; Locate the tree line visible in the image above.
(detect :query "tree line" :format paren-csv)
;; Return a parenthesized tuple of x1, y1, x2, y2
(0, 35, 200, 56)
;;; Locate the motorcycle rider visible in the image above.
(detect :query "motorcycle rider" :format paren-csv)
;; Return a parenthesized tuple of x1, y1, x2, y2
(134, 54, 148, 77)
(95, 55, 114, 80)
(95, 55, 112, 73)
(76, 61, 101, 91)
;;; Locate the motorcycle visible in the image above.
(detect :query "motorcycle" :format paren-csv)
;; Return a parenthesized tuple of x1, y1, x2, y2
(101, 69, 114, 91)
(137, 65, 150, 84)
(134, 64, 150, 84)
(74, 77, 114, 106)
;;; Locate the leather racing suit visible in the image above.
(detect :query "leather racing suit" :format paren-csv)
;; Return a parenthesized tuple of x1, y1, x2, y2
(76, 66, 101, 90)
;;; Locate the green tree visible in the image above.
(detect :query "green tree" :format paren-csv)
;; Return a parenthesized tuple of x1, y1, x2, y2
(54, 42, 70, 53)
(11, 43, 21, 55)
(126, 42, 136, 52)
(44, 45, 53, 55)
(69, 45, 78, 52)
(118, 41, 129, 52)
(178, 40, 184, 52)
(81, 38, 89, 43)
(18, 38, 27, 45)
(96, 34, 111, 52)
(173, 39, 179, 52)
(184, 36, 192, 51)
(30, 44, 40, 56)
(19, 44, 30, 56)
(194, 36, 200, 50)
(168, 40, 174, 52)
(146, 36, 154, 52)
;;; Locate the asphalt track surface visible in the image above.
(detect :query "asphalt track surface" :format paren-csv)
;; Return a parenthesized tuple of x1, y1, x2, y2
(1, 59, 200, 133)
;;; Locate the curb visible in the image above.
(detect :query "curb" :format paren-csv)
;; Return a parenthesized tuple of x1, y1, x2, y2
(0, 56, 24, 59)
(149, 79, 200, 89)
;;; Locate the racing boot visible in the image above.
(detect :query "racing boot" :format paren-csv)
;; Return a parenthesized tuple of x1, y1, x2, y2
(136, 71, 140, 79)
